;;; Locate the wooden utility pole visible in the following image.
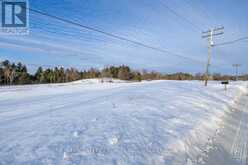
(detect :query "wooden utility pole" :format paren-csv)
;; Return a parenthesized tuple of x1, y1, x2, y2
(232, 64, 241, 81)
(202, 26, 224, 86)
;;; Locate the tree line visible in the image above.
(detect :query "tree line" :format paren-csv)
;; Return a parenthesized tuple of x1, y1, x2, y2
(0, 60, 247, 85)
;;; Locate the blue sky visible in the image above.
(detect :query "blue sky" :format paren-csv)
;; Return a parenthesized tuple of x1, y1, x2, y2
(1, 0, 248, 74)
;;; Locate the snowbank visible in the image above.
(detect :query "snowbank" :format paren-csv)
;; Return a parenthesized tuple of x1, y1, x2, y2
(0, 80, 247, 165)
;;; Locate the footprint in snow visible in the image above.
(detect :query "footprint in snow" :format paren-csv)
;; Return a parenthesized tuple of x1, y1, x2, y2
(63, 152, 70, 160)
(112, 103, 117, 109)
(73, 131, 79, 138)
(91, 118, 98, 122)
(109, 137, 119, 145)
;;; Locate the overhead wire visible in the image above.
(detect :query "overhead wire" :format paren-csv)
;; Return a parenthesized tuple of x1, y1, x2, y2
(214, 36, 248, 47)
(27, 7, 220, 67)
(158, 0, 203, 32)
(0, 0, 231, 71)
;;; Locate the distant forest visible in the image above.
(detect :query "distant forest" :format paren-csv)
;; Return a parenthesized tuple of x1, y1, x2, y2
(0, 60, 247, 85)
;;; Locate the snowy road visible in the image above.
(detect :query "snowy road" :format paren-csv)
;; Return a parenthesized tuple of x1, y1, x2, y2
(203, 94, 248, 165)
(0, 80, 247, 165)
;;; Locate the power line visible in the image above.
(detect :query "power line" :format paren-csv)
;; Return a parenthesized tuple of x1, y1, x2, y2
(0, 38, 97, 61)
(214, 36, 248, 47)
(159, 0, 202, 32)
(30, 16, 228, 68)
(0, 1, 230, 71)
(183, 0, 217, 28)
(27, 8, 208, 65)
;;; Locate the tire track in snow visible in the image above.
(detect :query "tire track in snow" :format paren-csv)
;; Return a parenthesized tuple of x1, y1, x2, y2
(203, 95, 248, 165)
(230, 98, 248, 165)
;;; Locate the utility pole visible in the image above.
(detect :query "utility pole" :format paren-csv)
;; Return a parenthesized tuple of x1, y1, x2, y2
(232, 64, 241, 81)
(202, 26, 224, 86)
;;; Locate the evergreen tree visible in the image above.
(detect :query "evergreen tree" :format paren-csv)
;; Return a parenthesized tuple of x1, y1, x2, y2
(35, 67, 44, 83)
(117, 65, 132, 80)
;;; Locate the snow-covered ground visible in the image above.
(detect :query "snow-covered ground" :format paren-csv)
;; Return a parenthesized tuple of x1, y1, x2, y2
(0, 80, 247, 165)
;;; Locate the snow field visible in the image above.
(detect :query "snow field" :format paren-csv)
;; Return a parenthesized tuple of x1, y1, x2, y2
(0, 80, 247, 165)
